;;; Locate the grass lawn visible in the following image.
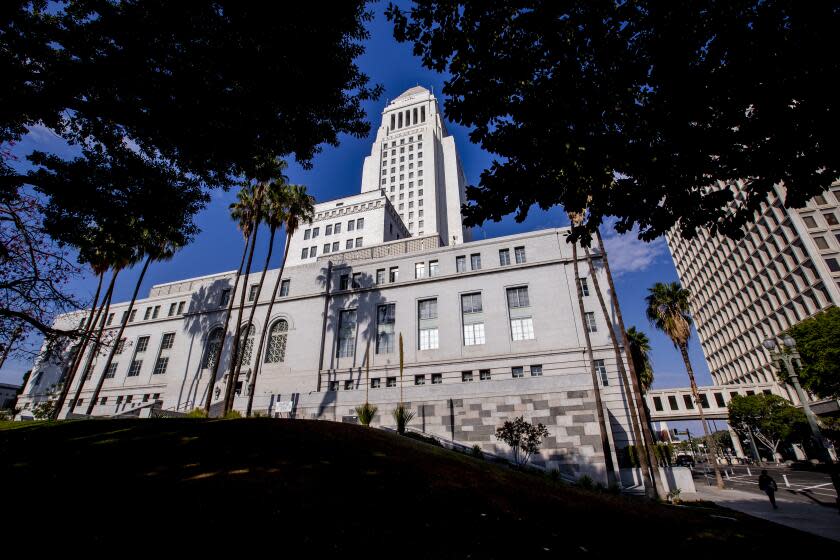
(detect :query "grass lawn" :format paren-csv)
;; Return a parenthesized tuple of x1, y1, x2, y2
(1, 419, 832, 556)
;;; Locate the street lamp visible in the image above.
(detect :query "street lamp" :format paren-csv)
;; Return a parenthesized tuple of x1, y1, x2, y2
(763, 335, 840, 509)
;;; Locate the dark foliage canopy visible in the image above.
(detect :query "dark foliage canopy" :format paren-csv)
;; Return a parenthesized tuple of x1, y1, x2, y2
(387, 1, 839, 242)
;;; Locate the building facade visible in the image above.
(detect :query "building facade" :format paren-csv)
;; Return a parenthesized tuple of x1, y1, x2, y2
(17, 88, 641, 483)
(665, 182, 840, 401)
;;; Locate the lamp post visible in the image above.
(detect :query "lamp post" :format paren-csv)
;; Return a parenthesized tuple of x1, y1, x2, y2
(763, 335, 840, 511)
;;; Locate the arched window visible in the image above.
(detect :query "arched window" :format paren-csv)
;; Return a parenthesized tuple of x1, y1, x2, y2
(202, 327, 224, 369)
(237, 324, 256, 367)
(265, 319, 288, 363)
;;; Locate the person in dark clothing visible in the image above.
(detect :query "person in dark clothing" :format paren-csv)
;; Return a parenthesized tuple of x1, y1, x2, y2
(758, 470, 779, 509)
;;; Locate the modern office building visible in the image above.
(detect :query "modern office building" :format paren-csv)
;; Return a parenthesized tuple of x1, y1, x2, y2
(17, 87, 641, 483)
(665, 181, 840, 401)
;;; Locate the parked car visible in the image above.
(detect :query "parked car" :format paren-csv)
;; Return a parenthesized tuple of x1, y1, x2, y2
(675, 455, 695, 468)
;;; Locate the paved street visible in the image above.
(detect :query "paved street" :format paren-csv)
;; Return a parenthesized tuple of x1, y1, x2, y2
(693, 464, 838, 507)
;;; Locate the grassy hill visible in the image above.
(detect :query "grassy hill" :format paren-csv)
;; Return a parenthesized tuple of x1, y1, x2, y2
(1, 419, 831, 556)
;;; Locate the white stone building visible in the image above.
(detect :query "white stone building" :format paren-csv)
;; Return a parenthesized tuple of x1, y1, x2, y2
(665, 182, 840, 401)
(17, 87, 642, 483)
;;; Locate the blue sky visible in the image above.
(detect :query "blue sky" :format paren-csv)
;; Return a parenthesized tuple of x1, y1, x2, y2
(1, 4, 714, 395)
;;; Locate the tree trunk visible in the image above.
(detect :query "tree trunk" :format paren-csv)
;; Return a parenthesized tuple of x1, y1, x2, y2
(228, 226, 274, 416)
(679, 343, 725, 488)
(51, 272, 105, 419)
(223, 223, 259, 415)
(246, 228, 290, 417)
(572, 241, 617, 487)
(593, 230, 664, 499)
(0, 325, 23, 370)
(86, 256, 152, 415)
(68, 271, 119, 416)
(203, 234, 250, 414)
(585, 247, 659, 499)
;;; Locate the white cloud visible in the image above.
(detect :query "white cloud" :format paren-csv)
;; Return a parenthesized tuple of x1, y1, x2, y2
(600, 226, 668, 276)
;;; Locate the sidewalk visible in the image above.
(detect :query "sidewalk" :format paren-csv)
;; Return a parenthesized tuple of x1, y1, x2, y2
(689, 484, 840, 542)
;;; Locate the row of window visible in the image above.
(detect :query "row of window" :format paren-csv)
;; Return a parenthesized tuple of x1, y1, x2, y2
(389, 108, 426, 131)
(301, 238, 364, 260)
(202, 319, 289, 370)
(105, 300, 187, 326)
(651, 388, 772, 412)
(74, 392, 162, 409)
(220, 279, 291, 307)
(303, 218, 364, 240)
(105, 332, 175, 380)
(325, 364, 543, 391)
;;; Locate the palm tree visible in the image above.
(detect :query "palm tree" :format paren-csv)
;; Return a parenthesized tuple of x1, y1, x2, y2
(245, 183, 314, 416)
(584, 245, 659, 499)
(646, 281, 724, 488)
(86, 235, 182, 415)
(222, 184, 264, 415)
(626, 327, 653, 393)
(568, 212, 617, 486)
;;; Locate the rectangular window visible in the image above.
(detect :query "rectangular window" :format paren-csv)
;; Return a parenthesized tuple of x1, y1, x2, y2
(802, 215, 818, 228)
(332, 242, 339, 252)
(129, 309, 137, 322)
(376, 269, 385, 285)
(506, 286, 530, 308)
(499, 249, 510, 266)
(714, 392, 726, 407)
(304, 229, 311, 240)
(128, 360, 142, 377)
(106, 313, 114, 326)
(530, 364, 542, 377)
(168, 303, 177, 317)
(418, 298, 438, 320)
(463, 323, 485, 346)
(456, 256, 466, 272)
(585, 312, 597, 332)
(346, 239, 354, 250)
(683, 394, 694, 409)
(352, 273, 361, 289)
(580, 278, 590, 297)
(153, 357, 169, 375)
(312, 227, 320, 238)
(461, 371, 473, 382)
(824, 212, 839, 226)
(371, 378, 381, 389)
(177, 301, 185, 315)
(161, 333, 175, 350)
(355, 237, 363, 248)
(325, 224, 333, 236)
(116, 396, 123, 405)
(334, 223, 341, 234)
(328, 381, 339, 391)
(419, 328, 439, 350)
(386, 377, 396, 387)
(470, 253, 482, 270)
(221, 288, 231, 307)
(356, 218, 364, 230)
(104, 363, 118, 379)
(323, 243, 331, 254)
(461, 293, 483, 313)
(376, 304, 396, 354)
(479, 369, 491, 381)
(248, 284, 259, 302)
(115, 338, 126, 354)
(514, 246, 526, 264)
(347, 220, 355, 231)
(152, 306, 160, 319)
(301, 248, 309, 259)
(594, 359, 608, 386)
(653, 396, 664, 412)
(339, 274, 349, 291)
(414, 375, 425, 386)
(389, 267, 399, 282)
(826, 258, 840, 273)
(344, 380, 353, 390)
(668, 396, 679, 410)
(136, 336, 149, 353)
(432, 373, 442, 384)
(415, 262, 426, 279)
(336, 310, 357, 358)
(511, 318, 535, 341)
(511, 366, 524, 378)
(144, 307, 152, 320)
(428, 260, 438, 277)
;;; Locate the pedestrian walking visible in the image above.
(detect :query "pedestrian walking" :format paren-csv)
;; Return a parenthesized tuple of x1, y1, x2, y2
(758, 470, 778, 509)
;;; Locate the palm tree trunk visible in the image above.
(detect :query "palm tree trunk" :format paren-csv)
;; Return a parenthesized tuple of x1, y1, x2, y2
(231, 225, 275, 415)
(223, 223, 260, 415)
(68, 271, 119, 416)
(593, 230, 665, 498)
(51, 272, 105, 419)
(679, 343, 725, 488)
(585, 247, 659, 499)
(246, 228, 290, 417)
(86, 256, 152, 415)
(572, 241, 617, 487)
(203, 234, 250, 414)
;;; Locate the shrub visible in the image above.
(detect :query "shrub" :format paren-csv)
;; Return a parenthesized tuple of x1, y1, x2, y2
(186, 408, 208, 418)
(404, 431, 442, 447)
(32, 400, 56, 420)
(494, 416, 550, 467)
(355, 402, 378, 427)
(576, 475, 594, 490)
(666, 488, 682, 504)
(470, 444, 484, 459)
(223, 410, 242, 419)
(547, 468, 562, 482)
(392, 404, 415, 435)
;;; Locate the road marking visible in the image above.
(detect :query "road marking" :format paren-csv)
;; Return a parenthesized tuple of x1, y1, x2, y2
(798, 482, 833, 491)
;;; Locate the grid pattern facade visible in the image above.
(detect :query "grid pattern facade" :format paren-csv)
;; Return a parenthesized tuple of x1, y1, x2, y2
(666, 182, 840, 397)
